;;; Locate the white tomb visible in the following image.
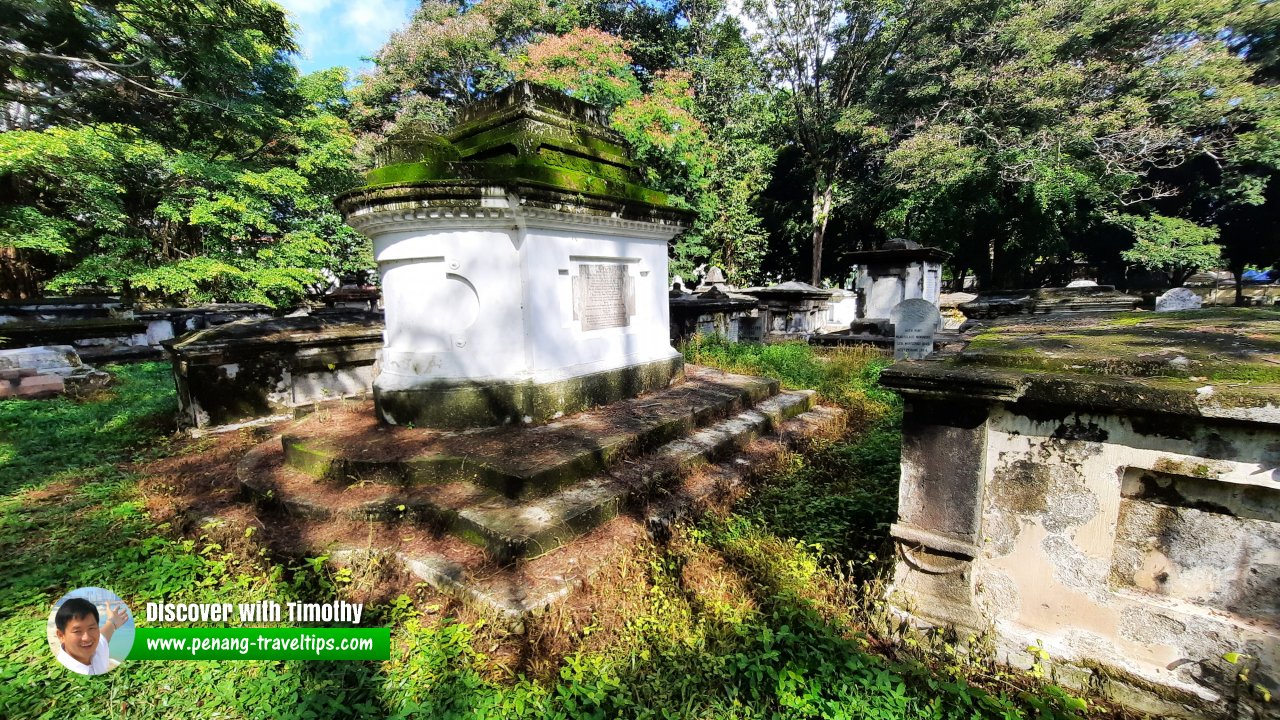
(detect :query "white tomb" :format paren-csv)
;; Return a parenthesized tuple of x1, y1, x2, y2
(338, 83, 692, 427)
(846, 239, 950, 321)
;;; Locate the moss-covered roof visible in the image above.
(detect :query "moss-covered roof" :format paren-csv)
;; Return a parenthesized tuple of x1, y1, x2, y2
(336, 82, 693, 223)
(880, 308, 1280, 422)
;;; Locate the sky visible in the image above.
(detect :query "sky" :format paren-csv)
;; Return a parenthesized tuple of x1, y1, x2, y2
(278, 0, 417, 76)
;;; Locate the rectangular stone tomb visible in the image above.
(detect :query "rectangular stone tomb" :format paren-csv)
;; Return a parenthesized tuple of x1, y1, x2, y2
(163, 311, 383, 429)
(337, 82, 693, 428)
(879, 310, 1280, 720)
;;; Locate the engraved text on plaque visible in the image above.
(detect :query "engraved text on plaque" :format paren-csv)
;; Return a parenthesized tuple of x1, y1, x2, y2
(574, 264, 630, 331)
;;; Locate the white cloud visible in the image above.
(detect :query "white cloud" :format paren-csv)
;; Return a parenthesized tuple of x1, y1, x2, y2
(282, 0, 415, 72)
(343, 0, 414, 46)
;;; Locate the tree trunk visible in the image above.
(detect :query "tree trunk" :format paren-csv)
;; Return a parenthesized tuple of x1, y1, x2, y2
(810, 181, 833, 286)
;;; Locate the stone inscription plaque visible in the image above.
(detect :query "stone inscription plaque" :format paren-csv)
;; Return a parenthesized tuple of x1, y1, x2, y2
(891, 298, 940, 360)
(574, 264, 630, 331)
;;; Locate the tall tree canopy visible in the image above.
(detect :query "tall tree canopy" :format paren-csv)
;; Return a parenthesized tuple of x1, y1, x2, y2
(2, 0, 1278, 303)
(1, 1, 368, 304)
(744, 0, 1280, 286)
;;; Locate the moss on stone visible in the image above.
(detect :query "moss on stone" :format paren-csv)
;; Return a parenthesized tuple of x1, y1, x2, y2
(883, 308, 1280, 417)
(959, 308, 1280, 385)
(375, 356, 684, 429)
(347, 81, 690, 216)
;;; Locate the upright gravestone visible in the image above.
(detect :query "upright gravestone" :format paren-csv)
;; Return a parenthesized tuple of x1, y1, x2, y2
(890, 298, 940, 360)
(1155, 287, 1203, 312)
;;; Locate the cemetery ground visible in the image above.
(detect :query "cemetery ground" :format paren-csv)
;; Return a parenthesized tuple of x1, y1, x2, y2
(2, 339, 1125, 719)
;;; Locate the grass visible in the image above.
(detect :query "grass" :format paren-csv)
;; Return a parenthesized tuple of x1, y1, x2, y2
(0, 352, 1105, 719)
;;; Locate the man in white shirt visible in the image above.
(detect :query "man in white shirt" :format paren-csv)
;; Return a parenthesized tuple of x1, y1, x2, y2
(54, 596, 128, 675)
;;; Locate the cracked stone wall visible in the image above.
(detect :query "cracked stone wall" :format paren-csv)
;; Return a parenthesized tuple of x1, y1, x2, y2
(891, 401, 1280, 718)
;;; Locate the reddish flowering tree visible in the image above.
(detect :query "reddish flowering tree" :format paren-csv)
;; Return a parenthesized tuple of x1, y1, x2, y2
(514, 28, 643, 108)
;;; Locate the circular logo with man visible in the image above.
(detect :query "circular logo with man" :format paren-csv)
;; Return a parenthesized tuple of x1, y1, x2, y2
(48, 587, 134, 675)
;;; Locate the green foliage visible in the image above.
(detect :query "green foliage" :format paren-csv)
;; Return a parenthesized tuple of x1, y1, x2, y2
(681, 336, 902, 567)
(1115, 212, 1223, 283)
(1, 2, 368, 306)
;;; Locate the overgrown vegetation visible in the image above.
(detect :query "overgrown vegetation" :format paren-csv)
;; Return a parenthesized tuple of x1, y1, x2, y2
(0, 352, 1109, 719)
(683, 335, 902, 568)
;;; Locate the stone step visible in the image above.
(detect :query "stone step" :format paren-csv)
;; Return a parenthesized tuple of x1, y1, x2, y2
(325, 403, 845, 620)
(238, 390, 816, 563)
(277, 366, 779, 500)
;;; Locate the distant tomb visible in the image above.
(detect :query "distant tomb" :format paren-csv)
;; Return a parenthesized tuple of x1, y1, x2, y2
(669, 268, 761, 343)
(959, 285, 1140, 319)
(742, 281, 832, 341)
(847, 239, 949, 321)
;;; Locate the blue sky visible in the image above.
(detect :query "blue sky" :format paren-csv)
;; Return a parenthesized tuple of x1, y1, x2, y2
(278, 0, 417, 77)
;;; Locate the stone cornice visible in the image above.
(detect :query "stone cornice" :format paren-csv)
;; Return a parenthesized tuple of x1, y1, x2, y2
(342, 185, 690, 240)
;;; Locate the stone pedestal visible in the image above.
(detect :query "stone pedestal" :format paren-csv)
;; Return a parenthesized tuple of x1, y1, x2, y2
(338, 83, 692, 428)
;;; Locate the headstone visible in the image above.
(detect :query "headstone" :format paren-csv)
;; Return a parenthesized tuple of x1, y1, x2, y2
(1065, 279, 1098, 287)
(1155, 287, 1203, 312)
(890, 298, 940, 360)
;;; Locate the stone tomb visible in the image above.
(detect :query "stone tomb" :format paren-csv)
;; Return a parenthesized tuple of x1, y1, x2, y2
(742, 281, 832, 341)
(958, 285, 1141, 319)
(164, 310, 382, 429)
(668, 266, 761, 343)
(337, 82, 691, 429)
(0, 300, 271, 361)
(846, 238, 949, 321)
(230, 85, 847, 619)
(880, 309, 1280, 719)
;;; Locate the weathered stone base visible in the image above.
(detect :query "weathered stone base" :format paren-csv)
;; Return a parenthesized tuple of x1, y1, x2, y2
(374, 355, 685, 428)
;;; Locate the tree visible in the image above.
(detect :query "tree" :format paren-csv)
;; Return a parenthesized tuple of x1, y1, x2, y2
(1, 2, 369, 305)
(871, 0, 1280, 288)
(742, 0, 936, 285)
(515, 28, 643, 107)
(349, 0, 567, 157)
(1116, 213, 1222, 286)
